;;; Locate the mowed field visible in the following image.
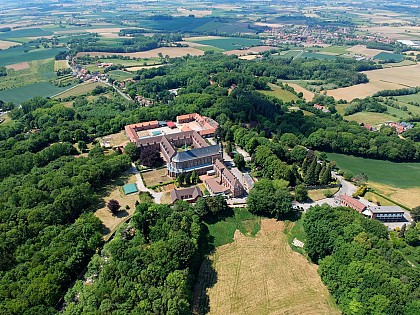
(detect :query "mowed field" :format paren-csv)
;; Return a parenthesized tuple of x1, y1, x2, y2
(53, 82, 108, 99)
(282, 81, 315, 101)
(259, 83, 299, 102)
(195, 219, 339, 315)
(327, 64, 420, 101)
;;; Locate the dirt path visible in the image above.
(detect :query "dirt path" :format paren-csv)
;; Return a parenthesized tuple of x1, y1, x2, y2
(194, 219, 339, 315)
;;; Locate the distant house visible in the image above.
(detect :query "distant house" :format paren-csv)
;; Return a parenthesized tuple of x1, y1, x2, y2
(336, 195, 366, 213)
(385, 121, 414, 134)
(362, 123, 377, 131)
(362, 206, 405, 222)
(170, 186, 202, 204)
(313, 104, 330, 113)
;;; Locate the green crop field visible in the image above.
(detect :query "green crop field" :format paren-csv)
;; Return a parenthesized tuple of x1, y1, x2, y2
(0, 58, 56, 90)
(298, 52, 338, 60)
(320, 46, 350, 54)
(107, 70, 133, 81)
(0, 28, 53, 40)
(206, 208, 261, 247)
(0, 46, 67, 67)
(0, 82, 71, 104)
(373, 52, 405, 62)
(272, 50, 302, 59)
(187, 37, 261, 51)
(326, 152, 420, 188)
(259, 83, 299, 102)
(394, 92, 420, 104)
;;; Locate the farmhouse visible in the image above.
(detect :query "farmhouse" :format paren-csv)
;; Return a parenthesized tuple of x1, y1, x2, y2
(362, 206, 405, 222)
(336, 195, 366, 213)
(170, 186, 202, 204)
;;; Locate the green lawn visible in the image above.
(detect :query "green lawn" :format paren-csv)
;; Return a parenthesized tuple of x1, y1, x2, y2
(0, 82, 71, 104)
(259, 83, 299, 102)
(187, 37, 261, 51)
(206, 208, 261, 247)
(326, 152, 420, 188)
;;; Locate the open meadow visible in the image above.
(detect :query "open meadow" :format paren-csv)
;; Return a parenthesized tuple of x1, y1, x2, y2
(53, 82, 108, 99)
(194, 219, 339, 315)
(259, 83, 299, 102)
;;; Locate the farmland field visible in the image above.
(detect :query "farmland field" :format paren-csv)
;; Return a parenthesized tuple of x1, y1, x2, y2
(259, 83, 299, 102)
(327, 64, 420, 101)
(53, 82, 108, 99)
(0, 46, 66, 67)
(54, 60, 70, 71)
(326, 152, 420, 188)
(194, 219, 339, 315)
(298, 52, 338, 60)
(76, 47, 204, 59)
(0, 82, 70, 104)
(107, 70, 133, 81)
(186, 37, 261, 51)
(281, 81, 315, 101)
(373, 52, 404, 62)
(0, 28, 53, 40)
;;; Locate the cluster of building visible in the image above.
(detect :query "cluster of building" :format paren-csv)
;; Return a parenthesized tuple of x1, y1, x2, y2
(336, 195, 405, 222)
(125, 113, 246, 200)
(384, 121, 414, 134)
(313, 104, 330, 113)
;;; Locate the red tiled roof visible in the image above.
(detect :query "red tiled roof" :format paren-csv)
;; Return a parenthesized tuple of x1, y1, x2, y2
(339, 195, 366, 212)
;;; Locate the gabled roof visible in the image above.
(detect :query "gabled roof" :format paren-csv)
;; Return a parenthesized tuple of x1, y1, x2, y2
(170, 186, 202, 203)
(172, 145, 220, 162)
(339, 195, 366, 212)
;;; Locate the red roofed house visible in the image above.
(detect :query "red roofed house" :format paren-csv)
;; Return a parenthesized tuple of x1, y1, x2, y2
(336, 195, 366, 213)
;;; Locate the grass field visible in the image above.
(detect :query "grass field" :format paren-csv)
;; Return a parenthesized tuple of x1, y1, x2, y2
(142, 168, 173, 188)
(373, 51, 405, 62)
(0, 28, 53, 40)
(320, 45, 350, 54)
(259, 83, 299, 102)
(187, 37, 261, 51)
(53, 82, 108, 99)
(194, 219, 339, 315)
(367, 182, 420, 209)
(327, 152, 420, 188)
(308, 187, 340, 201)
(298, 52, 338, 60)
(0, 82, 70, 104)
(54, 60, 70, 71)
(206, 208, 261, 247)
(345, 111, 396, 125)
(107, 70, 133, 81)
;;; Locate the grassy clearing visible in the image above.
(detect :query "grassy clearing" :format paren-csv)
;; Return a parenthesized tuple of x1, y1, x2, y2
(107, 70, 133, 81)
(285, 218, 307, 255)
(54, 60, 70, 71)
(320, 45, 350, 54)
(187, 37, 261, 51)
(259, 83, 299, 102)
(96, 130, 128, 148)
(196, 219, 339, 315)
(394, 92, 420, 104)
(206, 208, 261, 247)
(308, 187, 339, 201)
(142, 168, 173, 187)
(327, 152, 420, 188)
(0, 82, 70, 104)
(345, 111, 395, 125)
(53, 82, 108, 99)
(94, 173, 139, 238)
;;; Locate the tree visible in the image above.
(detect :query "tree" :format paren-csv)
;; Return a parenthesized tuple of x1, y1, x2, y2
(410, 206, 420, 222)
(233, 153, 245, 170)
(77, 140, 87, 152)
(320, 164, 331, 185)
(191, 170, 199, 184)
(184, 172, 191, 186)
(176, 173, 185, 187)
(343, 170, 353, 181)
(139, 146, 163, 167)
(294, 184, 308, 202)
(107, 199, 120, 214)
(304, 158, 318, 185)
(124, 142, 139, 162)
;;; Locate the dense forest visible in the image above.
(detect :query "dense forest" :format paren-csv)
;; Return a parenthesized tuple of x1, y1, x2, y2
(304, 205, 420, 315)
